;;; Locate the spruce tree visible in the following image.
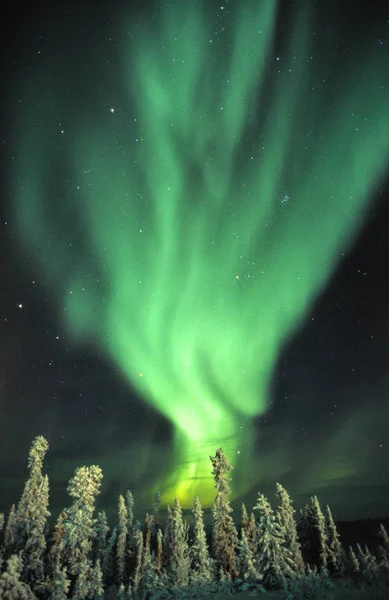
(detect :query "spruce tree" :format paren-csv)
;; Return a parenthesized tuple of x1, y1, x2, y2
(57, 465, 103, 578)
(89, 559, 104, 599)
(348, 545, 361, 582)
(0, 553, 36, 599)
(141, 528, 160, 596)
(23, 473, 50, 589)
(72, 559, 92, 600)
(132, 529, 143, 595)
(3, 504, 17, 552)
(190, 496, 214, 585)
(241, 503, 249, 533)
(93, 510, 109, 566)
(356, 543, 380, 584)
(156, 527, 164, 574)
(378, 523, 389, 556)
(238, 528, 262, 585)
(144, 512, 153, 563)
(102, 526, 117, 584)
(46, 559, 71, 600)
(170, 497, 190, 587)
(163, 505, 174, 567)
(117, 494, 128, 584)
(253, 492, 296, 589)
(153, 490, 162, 532)
(210, 448, 239, 579)
(126, 490, 134, 532)
(14, 436, 50, 554)
(275, 482, 305, 575)
(310, 496, 329, 571)
(325, 505, 344, 576)
(246, 512, 257, 558)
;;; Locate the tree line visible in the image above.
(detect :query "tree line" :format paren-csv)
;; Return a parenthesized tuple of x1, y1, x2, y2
(0, 436, 389, 599)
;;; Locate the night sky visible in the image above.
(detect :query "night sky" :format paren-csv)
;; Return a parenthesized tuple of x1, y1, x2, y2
(1, 0, 389, 525)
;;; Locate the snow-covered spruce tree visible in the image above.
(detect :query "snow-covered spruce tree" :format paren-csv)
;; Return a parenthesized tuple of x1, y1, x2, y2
(93, 510, 110, 567)
(238, 527, 263, 588)
(72, 558, 104, 600)
(241, 503, 249, 533)
(0, 512, 4, 533)
(153, 490, 162, 533)
(144, 512, 153, 560)
(376, 524, 389, 579)
(102, 525, 117, 585)
(325, 505, 345, 576)
(46, 559, 71, 600)
(89, 559, 105, 599)
(246, 512, 257, 557)
(275, 482, 305, 576)
(0, 553, 36, 599)
(14, 437, 50, 571)
(125, 490, 136, 560)
(126, 490, 134, 532)
(156, 527, 164, 574)
(299, 496, 329, 572)
(132, 528, 144, 596)
(22, 473, 50, 589)
(189, 496, 214, 586)
(140, 522, 161, 597)
(310, 496, 329, 572)
(154, 526, 170, 592)
(47, 509, 68, 567)
(355, 542, 380, 585)
(72, 559, 91, 600)
(3, 504, 17, 552)
(297, 501, 315, 564)
(117, 494, 128, 585)
(210, 448, 239, 579)
(378, 523, 389, 558)
(56, 464, 103, 583)
(169, 496, 190, 588)
(253, 492, 296, 589)
(163, 505, 173, 568)
(347, 545, 362, 584)
(117, 582, 134, 600)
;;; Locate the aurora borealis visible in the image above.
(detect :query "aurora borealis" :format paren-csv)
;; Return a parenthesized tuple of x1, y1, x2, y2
(1, 0, 389, 521)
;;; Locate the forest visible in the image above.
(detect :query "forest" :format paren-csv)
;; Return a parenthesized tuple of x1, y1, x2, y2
(0, 436, 388, 599)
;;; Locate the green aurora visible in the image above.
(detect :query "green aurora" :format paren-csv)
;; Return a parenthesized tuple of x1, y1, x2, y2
(12, 1, 389, 506)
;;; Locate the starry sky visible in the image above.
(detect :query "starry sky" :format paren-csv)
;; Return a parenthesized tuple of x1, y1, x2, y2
(1, 0, 389, 524)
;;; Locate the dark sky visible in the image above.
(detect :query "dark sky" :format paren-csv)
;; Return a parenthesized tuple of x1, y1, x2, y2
(1, 0, 389, 526)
